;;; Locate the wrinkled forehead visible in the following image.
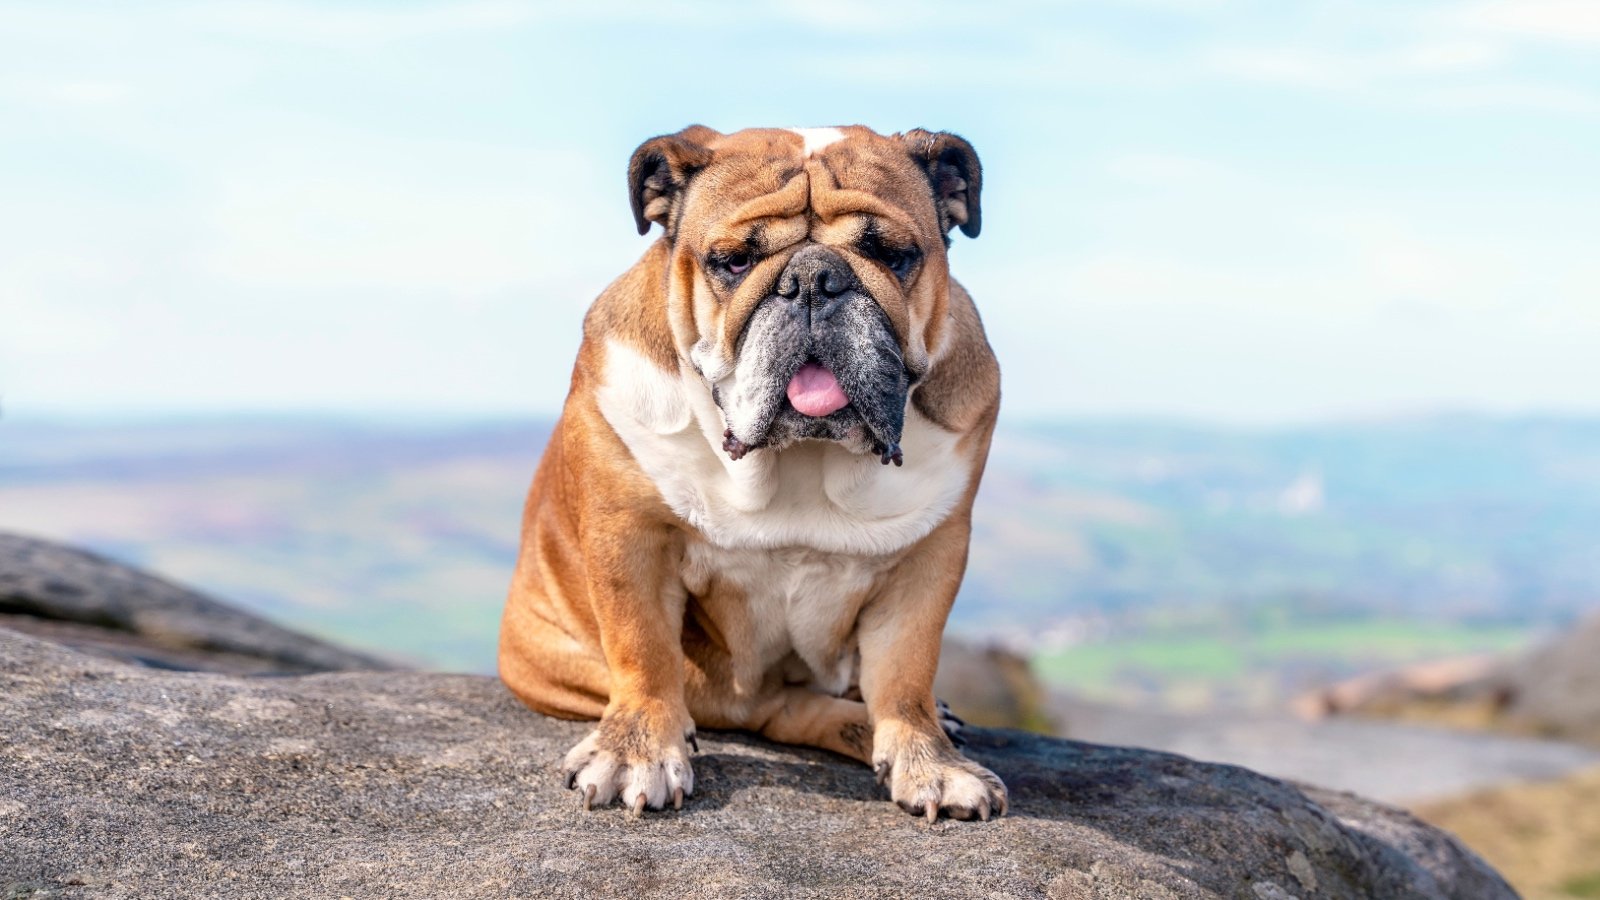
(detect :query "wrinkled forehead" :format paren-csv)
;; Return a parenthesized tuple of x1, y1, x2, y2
(677, 127, 938, 248)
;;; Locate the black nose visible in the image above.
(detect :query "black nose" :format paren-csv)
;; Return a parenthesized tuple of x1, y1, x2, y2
(775, 244, 856, 325)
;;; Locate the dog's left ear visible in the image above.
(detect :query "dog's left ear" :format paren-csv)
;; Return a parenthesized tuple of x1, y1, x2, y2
(898, 130, 982, 239)
(628, 125, 719, 237)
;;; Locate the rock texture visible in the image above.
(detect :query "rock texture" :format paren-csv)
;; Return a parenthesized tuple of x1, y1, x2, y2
(0, 531, 392, 674)
(1497, 615, 1600, 747)
(0, 628, 1513, 899)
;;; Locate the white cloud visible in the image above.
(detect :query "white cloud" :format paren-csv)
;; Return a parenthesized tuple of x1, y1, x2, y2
(1395, 40, 1505, 73)
(1204, 40, 1504, 91)
(0, 295, 120, 358)
(1205, 47, 1357, 90)
(769, 0, 938, 31)
(1104, 153, 1231, 187)
(182, 122, 628, 293)
(13, 80, 135, 105)
(1458, 0, 1600, 45)
(204, 177, 546, 292)
(1416, 81, 1600, 113)
(1199, 32, 1600, 116)
(183, 0, 541, 46)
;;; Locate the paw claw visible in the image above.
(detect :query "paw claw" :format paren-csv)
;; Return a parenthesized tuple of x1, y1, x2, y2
(877, 729, 1007, 825)
(562, 718, 695, 815)
(673, 786, 683, 810)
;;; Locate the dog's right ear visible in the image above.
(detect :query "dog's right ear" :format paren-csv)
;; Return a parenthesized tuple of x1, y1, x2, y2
(628, 125, 719, 237)
(898, 129, 982, 240)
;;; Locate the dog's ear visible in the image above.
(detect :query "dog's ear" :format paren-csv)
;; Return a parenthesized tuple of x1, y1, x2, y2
(628, 125, 719, 237)
(898, 130, 982, 239)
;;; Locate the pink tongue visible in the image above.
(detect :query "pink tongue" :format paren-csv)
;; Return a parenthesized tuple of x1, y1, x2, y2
(786, 362, 850, 417)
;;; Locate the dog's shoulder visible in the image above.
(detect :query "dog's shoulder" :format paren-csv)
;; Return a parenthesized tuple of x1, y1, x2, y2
(580, 241, 679, 376)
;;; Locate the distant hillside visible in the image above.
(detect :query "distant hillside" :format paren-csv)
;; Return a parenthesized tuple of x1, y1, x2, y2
(0, 415, 1594, 682)
(966, 415, 1600, 631)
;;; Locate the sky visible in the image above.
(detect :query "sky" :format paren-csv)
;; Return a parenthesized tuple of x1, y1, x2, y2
(2, 0, 1598, 424)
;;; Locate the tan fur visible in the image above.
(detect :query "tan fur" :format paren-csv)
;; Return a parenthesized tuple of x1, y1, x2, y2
(499, 125, 1005, 820)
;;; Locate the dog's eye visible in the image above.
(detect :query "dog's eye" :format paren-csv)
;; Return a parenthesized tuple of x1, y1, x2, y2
(723, 252, 752, 276)
(864, 242, 920, 278)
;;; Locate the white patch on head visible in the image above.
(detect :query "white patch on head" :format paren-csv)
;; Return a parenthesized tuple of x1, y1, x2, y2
(788, 126, 846, 157)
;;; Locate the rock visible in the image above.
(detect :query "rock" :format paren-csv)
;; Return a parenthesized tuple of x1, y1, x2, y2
(0, 628, 1512, 899)
(934, 638, 1056, 733)
(1497, 614, 1600, 747)
(0, 531, 393, 675)
(1293, 655, 1505, 724)
(1305, 615, 1600, 749)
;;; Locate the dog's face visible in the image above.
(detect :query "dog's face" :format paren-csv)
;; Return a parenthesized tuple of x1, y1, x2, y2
(628, 125, 982, 464)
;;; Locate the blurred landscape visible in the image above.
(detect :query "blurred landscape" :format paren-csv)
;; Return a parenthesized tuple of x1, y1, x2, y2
(6, 413, 1600, 897)
(3, 413, 1594, 703)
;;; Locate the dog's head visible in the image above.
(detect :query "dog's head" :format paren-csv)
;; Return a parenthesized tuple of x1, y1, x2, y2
(628, 125, 982, 464)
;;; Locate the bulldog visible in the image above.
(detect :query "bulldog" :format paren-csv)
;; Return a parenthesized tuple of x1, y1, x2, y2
(498, 124, 1005, 821)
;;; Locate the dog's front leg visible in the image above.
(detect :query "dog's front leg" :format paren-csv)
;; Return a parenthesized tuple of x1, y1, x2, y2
(561, 517, 696, 814)
(857, 515, 1008, 822)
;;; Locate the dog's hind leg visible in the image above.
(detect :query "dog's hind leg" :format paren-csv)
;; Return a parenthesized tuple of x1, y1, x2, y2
(751, 688, 874, 764)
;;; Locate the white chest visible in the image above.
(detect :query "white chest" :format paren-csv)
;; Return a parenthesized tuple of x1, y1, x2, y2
(596, 339, 972, 557)
(681, 542, 884, 693)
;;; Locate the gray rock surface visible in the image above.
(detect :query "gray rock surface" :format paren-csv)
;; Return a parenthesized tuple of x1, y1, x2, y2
(1, 628, 1513, 899)
(0, 531, 392, 674)
(1500, 613, 1600, 746)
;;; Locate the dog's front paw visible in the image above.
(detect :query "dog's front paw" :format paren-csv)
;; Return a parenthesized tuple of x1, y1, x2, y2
(562, 706, 695, 815)
(872, 724, 1007, 822)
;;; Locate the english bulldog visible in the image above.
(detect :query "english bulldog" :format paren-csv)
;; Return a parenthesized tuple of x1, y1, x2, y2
(498, 124, 1005, 821)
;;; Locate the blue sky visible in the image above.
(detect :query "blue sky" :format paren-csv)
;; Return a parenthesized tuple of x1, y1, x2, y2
(2, 0, 1597, 423)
